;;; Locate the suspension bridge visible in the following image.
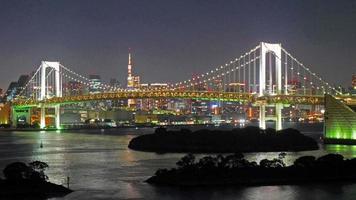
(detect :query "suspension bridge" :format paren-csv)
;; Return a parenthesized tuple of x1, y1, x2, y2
(11, 42, 355, 130)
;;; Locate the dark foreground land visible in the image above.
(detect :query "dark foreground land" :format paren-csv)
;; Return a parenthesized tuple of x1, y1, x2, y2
(147, 153, 356, 186)
(129, 127, 319, 153)
(0, 179, 72, 199)
(0, 161, 72, 199)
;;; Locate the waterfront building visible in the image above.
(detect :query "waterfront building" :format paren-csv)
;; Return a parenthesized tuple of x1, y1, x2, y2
(191, 99, 209, 115)
(167, 99, 190, 114)
(0, 102, 10, 124)
(324, 94, 356, 142)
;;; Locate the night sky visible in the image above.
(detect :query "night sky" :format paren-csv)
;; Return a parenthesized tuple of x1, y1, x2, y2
(0, 0, 355, 90)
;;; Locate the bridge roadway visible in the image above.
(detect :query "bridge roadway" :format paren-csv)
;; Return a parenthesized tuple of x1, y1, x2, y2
(12, 90, 356, 107)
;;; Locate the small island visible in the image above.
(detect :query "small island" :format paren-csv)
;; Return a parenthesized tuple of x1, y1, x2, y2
(128, 127, 318, 153)
(147, 153, 356, 186)
(0, 161, 72, 199)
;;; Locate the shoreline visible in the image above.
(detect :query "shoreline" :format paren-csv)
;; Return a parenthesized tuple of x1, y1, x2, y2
(0, 124, 218, 132)
(0, 180, 72, 199)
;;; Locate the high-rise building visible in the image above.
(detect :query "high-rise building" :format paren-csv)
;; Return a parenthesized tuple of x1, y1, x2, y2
(3, 75, 29, 101)
(350, 74, 356, 95)
(127, 52, 133, 87)
(17, 75, 30, 89)
(4, 82, 18, 101)
(127, 50, 140, 89)
(0, 88, 4, 103)
(64, 81, 85, 96)
(127, 50, 141, 108)
(16, 75, 30, 97)
(89, 75, 102, 94)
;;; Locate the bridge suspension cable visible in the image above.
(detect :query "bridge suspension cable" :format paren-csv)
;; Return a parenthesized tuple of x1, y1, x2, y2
(169, 45, 261, 94)
(13, 62, 127, 103)
(170, 42, 341, 97)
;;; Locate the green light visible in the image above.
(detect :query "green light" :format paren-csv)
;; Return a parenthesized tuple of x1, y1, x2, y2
(325, 95, 356, 141)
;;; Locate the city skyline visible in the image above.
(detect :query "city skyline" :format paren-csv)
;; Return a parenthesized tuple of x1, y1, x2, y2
(0, 0, 356, 89)
(1, 2, 356, 199)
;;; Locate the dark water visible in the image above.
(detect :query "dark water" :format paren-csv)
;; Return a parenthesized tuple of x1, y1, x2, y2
(1, 125, 356, 200)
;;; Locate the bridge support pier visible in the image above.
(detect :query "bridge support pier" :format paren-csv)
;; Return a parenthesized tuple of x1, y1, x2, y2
(258, 103, 283, 130)
(259, 104, 266, 129)
(40, 104, 46, 129)
(276, 103, 283, 131)
(39, 104, 61, 129)
(55, 105, 60, 129)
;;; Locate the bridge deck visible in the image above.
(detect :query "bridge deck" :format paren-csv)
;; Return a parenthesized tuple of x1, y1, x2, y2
(12, 90, 355, 107)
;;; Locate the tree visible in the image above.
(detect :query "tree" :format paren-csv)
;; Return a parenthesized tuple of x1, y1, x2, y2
(3, 161, 50, 182)
(294, 156, 316, 168)
(278, 152, 287, 160)
(197, 156, 217, 170)
(260, 158, 285, 168)
(176, 154, 195, 169)
(3, 162, 30, 181)
(225, 153, 246, 168)
(316, 154, 344, 167)
(28, 161, 49, 181)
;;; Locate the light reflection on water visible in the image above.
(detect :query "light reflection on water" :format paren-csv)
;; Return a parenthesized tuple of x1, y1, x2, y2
(0, 127, 356, 200)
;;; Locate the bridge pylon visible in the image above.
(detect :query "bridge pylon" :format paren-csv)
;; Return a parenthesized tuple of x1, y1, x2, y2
(259, 42, 283, 130)
(39, 61, 62, 129)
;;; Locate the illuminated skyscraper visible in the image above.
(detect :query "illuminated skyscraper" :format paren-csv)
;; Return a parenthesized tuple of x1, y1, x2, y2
(127, 51, 133, 89)
(89, 75, 102, 94)
(127, 49, 140, 108)
(4, 82, 18, 102)
(64, 81, 85, 96)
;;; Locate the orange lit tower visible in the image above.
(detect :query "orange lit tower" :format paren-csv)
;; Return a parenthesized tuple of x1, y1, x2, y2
(127, 49, 140, 108)
(127, 49, 134, 89)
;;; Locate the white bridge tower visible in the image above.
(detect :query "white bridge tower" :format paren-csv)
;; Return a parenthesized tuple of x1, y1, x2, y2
(259, 42, 283, 130)
(39, 61, 62, 129)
